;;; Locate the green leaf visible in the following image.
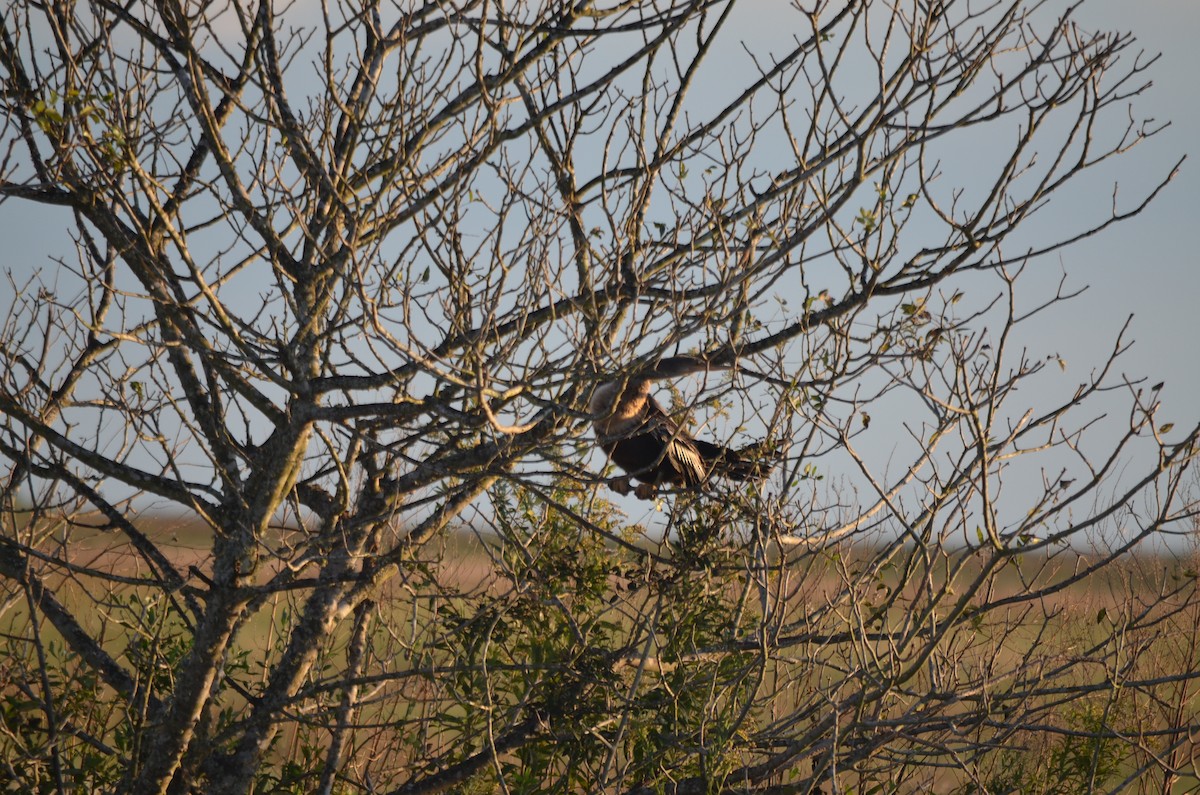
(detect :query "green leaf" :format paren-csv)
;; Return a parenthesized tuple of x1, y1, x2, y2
(856, 208, 877, 233)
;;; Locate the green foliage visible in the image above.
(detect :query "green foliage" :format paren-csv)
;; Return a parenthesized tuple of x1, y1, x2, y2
(0, 634, 124, 792)
(0, 589, 247, 792)
(28, 88, 130, 168)
(426, 483, 761, 792)
(116, 592, 193, 699)
(973, 701, 1133, 795)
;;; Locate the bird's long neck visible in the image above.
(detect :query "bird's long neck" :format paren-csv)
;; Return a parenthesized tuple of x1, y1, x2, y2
(590, 376, 653, 436)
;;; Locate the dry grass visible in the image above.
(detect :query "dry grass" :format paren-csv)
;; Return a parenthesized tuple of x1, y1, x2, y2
(3, 511, 1198, 792)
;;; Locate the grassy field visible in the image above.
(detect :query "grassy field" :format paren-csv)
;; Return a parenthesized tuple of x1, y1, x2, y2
(3, 509, 1199, 793)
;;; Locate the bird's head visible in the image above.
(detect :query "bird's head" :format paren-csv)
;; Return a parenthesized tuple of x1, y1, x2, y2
(647, 355, 733, 380)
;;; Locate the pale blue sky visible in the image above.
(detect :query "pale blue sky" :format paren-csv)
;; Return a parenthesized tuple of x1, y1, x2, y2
(1, 0, 1196, 537)
(1040, 0, 1199, 414)
(7, 1, 1191, 402)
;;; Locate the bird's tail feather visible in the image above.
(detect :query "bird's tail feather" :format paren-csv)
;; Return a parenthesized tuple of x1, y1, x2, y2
(695, 439, 778, 481)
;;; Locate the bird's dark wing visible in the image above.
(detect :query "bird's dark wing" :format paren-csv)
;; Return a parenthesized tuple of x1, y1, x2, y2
(642, 395, 708, 486)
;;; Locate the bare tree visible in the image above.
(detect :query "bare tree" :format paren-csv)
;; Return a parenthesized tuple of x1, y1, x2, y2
(2, 0, 1197, 793)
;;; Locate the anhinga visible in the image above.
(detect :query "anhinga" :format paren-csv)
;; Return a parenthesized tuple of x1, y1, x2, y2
(590, 356, 774, 499)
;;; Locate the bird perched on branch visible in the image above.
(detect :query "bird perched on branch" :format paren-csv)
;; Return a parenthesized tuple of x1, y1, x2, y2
(590, 356, 775, 499)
